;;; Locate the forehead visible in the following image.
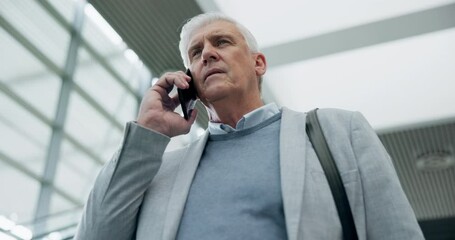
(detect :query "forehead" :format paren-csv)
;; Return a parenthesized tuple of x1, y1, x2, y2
(188, 21, 243, 46)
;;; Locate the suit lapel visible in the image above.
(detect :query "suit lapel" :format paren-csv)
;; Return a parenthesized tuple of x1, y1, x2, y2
(280, 107, 308, 240)
(162, 131, 209, 240)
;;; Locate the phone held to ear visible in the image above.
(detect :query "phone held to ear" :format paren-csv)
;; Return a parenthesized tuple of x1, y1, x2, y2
(177, 69, 198, 120)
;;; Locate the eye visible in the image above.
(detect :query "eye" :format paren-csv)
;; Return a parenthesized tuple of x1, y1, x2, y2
(190, 49, 202, 59)
(216, 38, 230, 46)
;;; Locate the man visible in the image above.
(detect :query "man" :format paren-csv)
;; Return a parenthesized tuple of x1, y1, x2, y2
(75, 13, 424, 239)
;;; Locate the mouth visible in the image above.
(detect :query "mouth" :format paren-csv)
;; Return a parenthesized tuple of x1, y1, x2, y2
(203, 68, 225, 82)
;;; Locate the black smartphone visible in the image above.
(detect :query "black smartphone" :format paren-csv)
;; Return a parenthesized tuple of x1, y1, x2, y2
(177, 69, 198, 120)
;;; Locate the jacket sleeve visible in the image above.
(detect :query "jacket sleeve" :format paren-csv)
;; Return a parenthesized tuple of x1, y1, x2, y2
(350, 112, 424, 239)
(74, 122, 170, 240)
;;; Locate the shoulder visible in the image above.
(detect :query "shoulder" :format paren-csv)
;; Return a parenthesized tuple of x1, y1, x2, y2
(282, 107, 373, 138)
(316, 108, 368, 132)
(283, 107, 359, 126)
(314, 108, 357, 123)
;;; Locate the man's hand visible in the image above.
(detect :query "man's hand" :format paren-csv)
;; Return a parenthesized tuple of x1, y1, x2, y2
(137, 71, 198, 137)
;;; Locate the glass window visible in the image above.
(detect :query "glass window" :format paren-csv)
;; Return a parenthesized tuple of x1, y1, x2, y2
(0, 27, 47, 82)
(46, 0, 77, 25)
(0, 94, 51, 176)
(64, 91, 125, 162)
(29, 193, 82, 238)
(49, 192, 79, 217)
(54, 138, 102, 202)
(47, 193, 82, 235)
(0, 162, 40, 226)
(74, 47, 139, 124)
(0, 0, 70, 68)
(82, 4, 125, 58)
(108, 51, 152, 93)
(0, 28, 61, 120)
(0, 0, 150, 238)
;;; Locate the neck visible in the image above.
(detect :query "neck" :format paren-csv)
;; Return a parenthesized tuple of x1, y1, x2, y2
(207, 96, 264, 128)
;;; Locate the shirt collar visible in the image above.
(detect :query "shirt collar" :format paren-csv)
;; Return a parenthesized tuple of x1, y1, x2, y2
(208, 103, 280, 135)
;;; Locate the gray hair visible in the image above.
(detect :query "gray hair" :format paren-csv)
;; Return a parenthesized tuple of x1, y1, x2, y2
(179, 12, 259, 68)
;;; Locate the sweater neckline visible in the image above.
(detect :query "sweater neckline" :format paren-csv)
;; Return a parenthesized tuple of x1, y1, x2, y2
(208, 111, 282, 141)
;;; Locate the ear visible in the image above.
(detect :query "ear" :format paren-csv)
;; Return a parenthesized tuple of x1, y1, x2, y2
(254, 53, 267, 77)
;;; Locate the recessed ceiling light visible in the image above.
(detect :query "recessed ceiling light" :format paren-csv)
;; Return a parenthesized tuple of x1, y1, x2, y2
(416, 151, 455, 171)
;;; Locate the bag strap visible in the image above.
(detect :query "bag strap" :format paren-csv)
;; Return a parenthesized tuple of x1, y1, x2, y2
(305, 108, 358, 240)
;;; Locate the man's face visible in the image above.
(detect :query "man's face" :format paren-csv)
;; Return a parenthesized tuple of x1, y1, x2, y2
(187, 21, 265, 106)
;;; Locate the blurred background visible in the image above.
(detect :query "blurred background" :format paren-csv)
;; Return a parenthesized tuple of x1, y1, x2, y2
(0, 0, 454, 239)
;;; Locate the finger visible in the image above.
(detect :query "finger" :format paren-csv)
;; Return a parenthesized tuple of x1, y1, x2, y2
(178, 70, 192, 81)
(155, 72, 190, 93)
(172, 72, 191, 86)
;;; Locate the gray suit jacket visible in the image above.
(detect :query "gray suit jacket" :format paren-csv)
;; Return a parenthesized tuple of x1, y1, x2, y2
(75, 108, 424, 240)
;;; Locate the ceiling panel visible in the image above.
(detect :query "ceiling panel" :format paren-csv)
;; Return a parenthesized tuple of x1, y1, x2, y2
(379, 119, 455, 220)
(212, 0, 455, 48)
(264, 28, 455, 130)
(0, 0, 70, 68)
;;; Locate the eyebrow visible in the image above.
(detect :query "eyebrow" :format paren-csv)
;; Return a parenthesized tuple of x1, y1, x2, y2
(188, 32, 236, 53)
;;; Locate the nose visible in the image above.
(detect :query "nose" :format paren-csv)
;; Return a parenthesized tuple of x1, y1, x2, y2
(201, 44, 219, 65)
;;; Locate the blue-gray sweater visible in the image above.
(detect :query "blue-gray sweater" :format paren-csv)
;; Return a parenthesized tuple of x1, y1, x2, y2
(176, 112, 287, 240)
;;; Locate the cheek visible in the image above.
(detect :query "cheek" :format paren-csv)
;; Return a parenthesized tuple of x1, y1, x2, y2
(194, 79, 204, 97)
(190, 67, 204, 88)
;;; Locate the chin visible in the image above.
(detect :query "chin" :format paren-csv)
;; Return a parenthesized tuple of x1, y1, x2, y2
(202, 81, 230, 98)
(201, 89, 229, 105)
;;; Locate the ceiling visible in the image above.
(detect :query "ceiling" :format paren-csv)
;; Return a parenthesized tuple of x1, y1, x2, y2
(90, 0, 455, 236)
(90, 0, 201, 74)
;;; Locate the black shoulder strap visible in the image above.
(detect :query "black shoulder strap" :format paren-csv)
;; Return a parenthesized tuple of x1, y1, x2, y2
(305, 108, 358, 240)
